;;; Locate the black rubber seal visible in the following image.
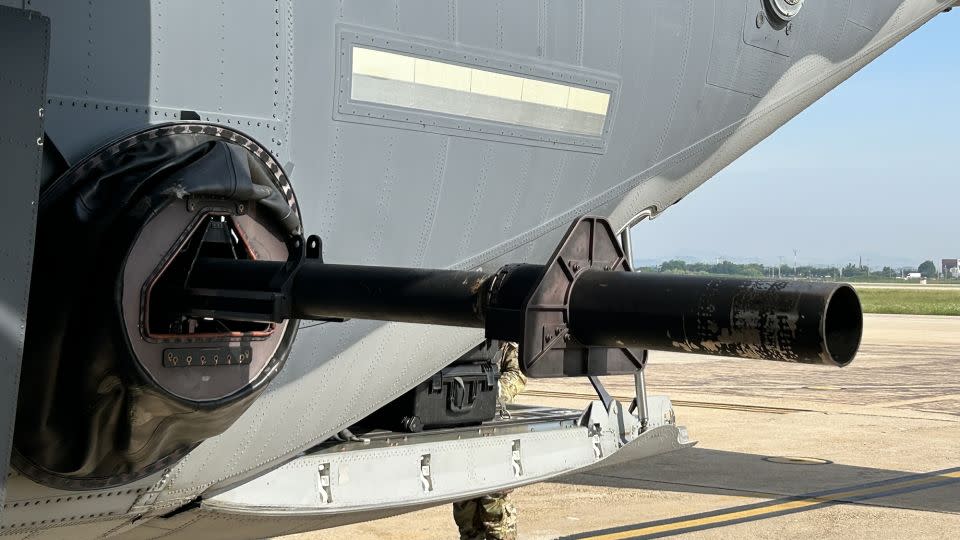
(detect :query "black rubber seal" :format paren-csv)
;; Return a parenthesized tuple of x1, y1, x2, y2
(13, 123, 300, 490)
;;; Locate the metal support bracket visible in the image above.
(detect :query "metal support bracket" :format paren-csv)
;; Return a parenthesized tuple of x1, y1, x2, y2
(630, 365, 651, 433)
(588, 376, 615, 411)
(519, 216, 646, 377)
(184, 232, 305, 323)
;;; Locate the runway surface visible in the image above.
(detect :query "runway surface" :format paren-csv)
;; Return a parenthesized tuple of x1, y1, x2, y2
(288, 314, 960, 539)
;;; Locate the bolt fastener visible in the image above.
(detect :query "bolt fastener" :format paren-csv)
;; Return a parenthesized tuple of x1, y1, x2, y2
(785, 22, 793, 35)
(756, 11, 765, 28)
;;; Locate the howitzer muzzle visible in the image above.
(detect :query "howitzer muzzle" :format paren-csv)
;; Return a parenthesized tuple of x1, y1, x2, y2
(567, 272, 862, 367)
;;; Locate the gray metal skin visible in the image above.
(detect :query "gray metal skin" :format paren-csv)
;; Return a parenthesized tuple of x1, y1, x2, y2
(0, 5, 47, 524)
(0, 0, 955, 537)
(151, 399, 690, 540)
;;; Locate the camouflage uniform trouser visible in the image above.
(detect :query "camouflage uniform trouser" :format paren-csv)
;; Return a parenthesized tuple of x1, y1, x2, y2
(452, 342, 525, 540)
(452, 492, 518, 540)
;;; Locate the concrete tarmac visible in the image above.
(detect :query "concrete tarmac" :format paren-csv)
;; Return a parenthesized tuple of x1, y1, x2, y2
(289, 314, 960, 539)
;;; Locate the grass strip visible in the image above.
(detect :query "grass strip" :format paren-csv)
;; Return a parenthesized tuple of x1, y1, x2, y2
(854, 287, 960, 316)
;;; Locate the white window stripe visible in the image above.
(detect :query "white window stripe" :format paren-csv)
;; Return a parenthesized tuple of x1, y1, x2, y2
(350, 47, 610, 136)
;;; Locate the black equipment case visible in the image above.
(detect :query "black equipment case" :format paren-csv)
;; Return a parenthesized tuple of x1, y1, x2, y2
(367, 341, 501, 432)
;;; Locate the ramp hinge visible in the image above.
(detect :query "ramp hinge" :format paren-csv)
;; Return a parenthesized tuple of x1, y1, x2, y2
(318, 463, 333, 503)
(420, 454, 434, 492)
(511, 440, 524, 478)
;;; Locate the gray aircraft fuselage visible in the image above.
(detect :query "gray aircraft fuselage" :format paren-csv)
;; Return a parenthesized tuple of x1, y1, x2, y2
(0, 1, 954, 538)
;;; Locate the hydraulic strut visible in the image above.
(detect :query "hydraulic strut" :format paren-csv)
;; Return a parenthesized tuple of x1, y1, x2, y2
(183, 217, 864, 376)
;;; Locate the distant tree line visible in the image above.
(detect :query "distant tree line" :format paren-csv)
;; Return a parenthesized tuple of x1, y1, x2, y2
(637, 259, 943, 280)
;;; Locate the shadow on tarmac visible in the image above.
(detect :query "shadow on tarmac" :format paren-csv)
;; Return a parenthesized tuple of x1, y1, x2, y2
(558, 447, 960, 515)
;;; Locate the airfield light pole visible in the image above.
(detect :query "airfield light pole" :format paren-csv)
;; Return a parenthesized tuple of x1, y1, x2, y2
(793, 249, 798, 279)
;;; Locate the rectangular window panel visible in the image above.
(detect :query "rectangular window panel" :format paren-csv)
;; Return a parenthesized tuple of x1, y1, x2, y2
(350, 46, 611, 137)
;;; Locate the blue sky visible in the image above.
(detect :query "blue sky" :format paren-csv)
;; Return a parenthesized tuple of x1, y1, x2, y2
(632, 11, 959, 270)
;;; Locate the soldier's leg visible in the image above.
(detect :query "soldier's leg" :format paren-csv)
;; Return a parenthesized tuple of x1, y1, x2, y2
(476, 491, 518, 540)
(452, 498, 484, 540)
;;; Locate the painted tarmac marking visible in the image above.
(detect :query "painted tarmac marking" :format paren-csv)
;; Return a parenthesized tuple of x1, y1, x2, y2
(565, 467, 960, 540)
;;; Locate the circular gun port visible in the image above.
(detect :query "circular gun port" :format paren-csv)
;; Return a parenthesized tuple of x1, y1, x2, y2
(823, 285, 863, 367)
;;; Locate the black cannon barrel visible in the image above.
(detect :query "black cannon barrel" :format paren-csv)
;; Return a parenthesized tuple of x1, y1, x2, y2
(187, 259, 491, 328)
(290, 263, 490, 327)
(568, 271, 862, 367)
(187, 259, 862, 366)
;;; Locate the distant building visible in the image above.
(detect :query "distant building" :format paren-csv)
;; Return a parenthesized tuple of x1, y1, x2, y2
(943, 259, 960, 279)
